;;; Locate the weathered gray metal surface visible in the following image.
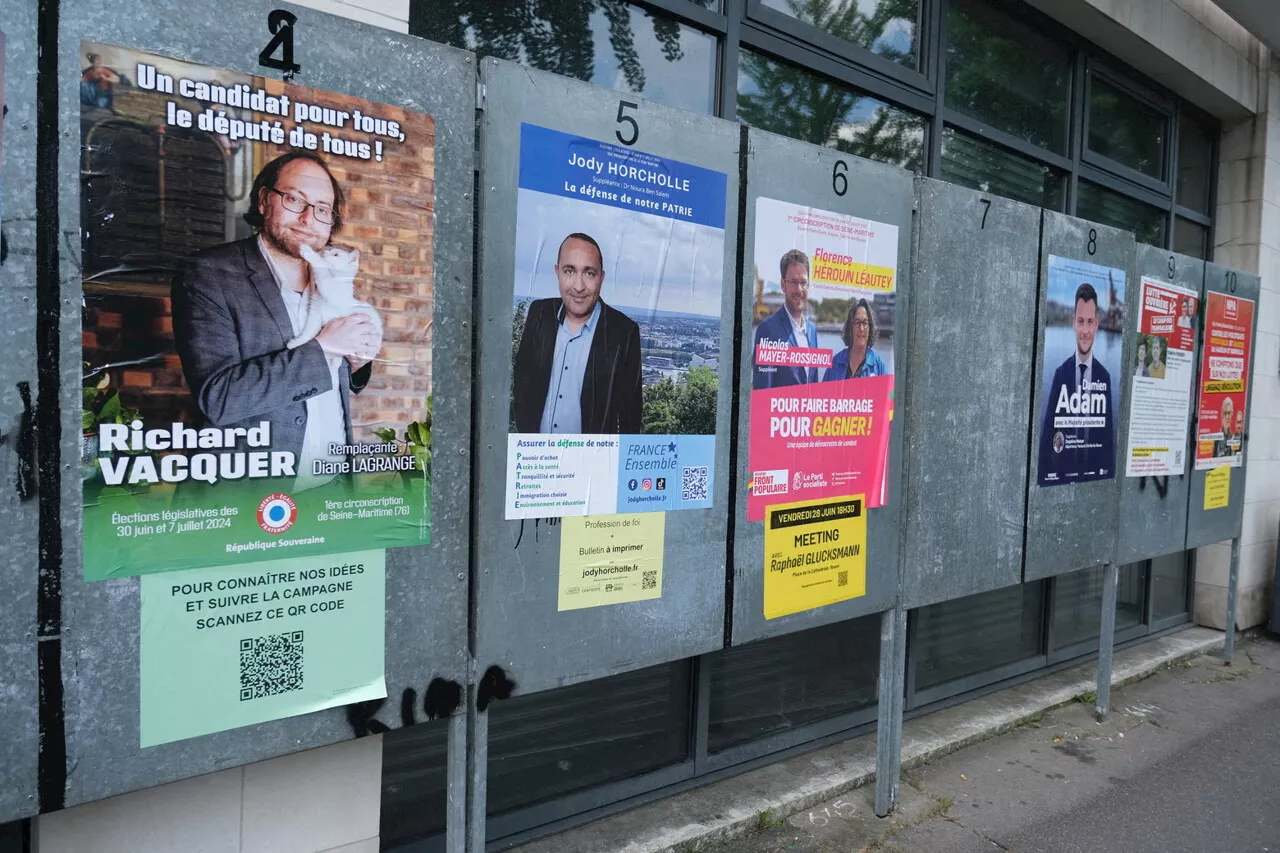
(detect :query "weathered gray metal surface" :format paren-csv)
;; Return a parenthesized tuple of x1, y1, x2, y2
(728, 129, 911, 643)
(1185, 264, 1260, 549)
(0, 4, 41, 823)
(874, 607, 906, 817)
(57, 0, 473, 806)
(1224, 537, 1241, 662)
(900, 179, 1039, 610)
(1115, 246, 1204, 564)
(1095, 561, 1118, 721)
(472, 58, 735, 694)
(1024, 213, 1134, 582)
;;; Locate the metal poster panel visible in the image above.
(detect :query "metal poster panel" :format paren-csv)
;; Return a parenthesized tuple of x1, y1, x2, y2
(0, 8, 41, 822)
(1115, 246, 1203, 564)
(1025, 213, 1133, 581)
(59, 1, 473, 806)
(901, 179, 1040, 609)
(1186, 264, 1260, 548)
(474, 58, 737, 694)
(730, 129, 911, 644)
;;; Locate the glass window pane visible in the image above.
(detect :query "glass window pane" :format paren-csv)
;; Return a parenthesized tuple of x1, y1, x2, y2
(413, 0, 717, 114)
(1050, 563, 1147, 652)
(944, 0, 1071, 154)
(1173, 216, 1209, 260)
(1151, 551, 1191, 621)
(759, 0, 920, 69)
(486, 662, 692, 815)
(737, 49, 926, 173)
(1177, 114, 1214, 213)
(1088, 76, 1168, 179)
(912, 582, 1045, 692)
(381, 722, 449, 847)
(941, 127, 1065, 209)
(708, 615, 879, 753)
(1076, 180, 1168, 247)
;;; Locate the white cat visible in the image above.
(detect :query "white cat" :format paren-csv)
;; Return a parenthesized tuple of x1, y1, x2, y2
(288, 244, 383, 352)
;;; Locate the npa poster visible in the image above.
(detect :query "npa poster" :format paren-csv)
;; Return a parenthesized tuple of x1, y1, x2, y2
(139, 550, 386, 747)
(746, 198, 898, 521)
(1124, 277, 1197, 476)
(505, 123, 727, 518)
(1036, 255, 1125, 486)
(1195, 291, 1255, 469)
(763, 496, 866, 619)
(79, 44, 434, 580)
(557, 513, 665, 610)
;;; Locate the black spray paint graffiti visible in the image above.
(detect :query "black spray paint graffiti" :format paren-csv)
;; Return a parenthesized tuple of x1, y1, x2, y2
(513, 516, 559, 550)
(1138, 475, 1171, 500)
(0, 382, 38, 500)
(347, 676, 464, 737)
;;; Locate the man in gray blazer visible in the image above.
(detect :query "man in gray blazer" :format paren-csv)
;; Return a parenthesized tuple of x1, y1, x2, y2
(171, 151, 381, 485)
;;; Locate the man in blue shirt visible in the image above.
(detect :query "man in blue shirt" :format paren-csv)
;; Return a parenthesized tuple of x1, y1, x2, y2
(511, 233, 643, 434)
(753, 249, 819, 389)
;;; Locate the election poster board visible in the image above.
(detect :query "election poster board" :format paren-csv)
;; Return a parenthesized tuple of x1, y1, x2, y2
(139, 550, 386, 747)
(746, 197, 897, 523)
(79, 43, 434, 580)
(1036, 255, 1126, 487)
(1194, 291, 1255, 470)
(1124, 277, 1198, 476)
(505, 122, 726, 519)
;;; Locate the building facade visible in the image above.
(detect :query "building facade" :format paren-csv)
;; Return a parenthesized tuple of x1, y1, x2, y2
(15, 0, 1280, 851)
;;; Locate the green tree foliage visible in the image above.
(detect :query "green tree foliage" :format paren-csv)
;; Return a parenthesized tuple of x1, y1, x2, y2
(642, 365, 717, 435)
(415, 0, 687, 94)
(737, 0, 924, 172)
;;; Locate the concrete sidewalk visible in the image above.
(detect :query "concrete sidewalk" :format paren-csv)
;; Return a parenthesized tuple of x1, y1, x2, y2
(721, 632, 1280, 853)
(512, 627, 1235, 853)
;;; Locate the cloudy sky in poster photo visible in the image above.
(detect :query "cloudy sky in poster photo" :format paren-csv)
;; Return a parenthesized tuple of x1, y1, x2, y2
(513, 188, 724, 318)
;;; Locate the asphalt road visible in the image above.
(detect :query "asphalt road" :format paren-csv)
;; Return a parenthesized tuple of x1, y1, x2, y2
(724, 634, 1280, 853)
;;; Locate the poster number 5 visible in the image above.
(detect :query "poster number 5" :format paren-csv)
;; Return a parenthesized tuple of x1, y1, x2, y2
(260, 9, 301, 78)
(615, 101, 639, 146)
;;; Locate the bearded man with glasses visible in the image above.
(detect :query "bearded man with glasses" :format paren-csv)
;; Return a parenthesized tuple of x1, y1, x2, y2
(752, 248, 819, 389)
(172, 150, 383, 487)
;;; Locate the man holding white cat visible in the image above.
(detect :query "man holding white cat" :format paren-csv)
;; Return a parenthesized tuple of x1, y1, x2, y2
(172, 150, 383, 490)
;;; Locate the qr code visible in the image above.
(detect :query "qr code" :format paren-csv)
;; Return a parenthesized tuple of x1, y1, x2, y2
(838, 571, 849, 587)
(1174, 450, 1183, 466)
(681, 466, 709, 502)
(239, 631, 304, 701)
(642, 570, 658, 590)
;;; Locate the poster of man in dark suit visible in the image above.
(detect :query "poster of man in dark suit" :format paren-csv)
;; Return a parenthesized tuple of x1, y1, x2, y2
(511, 233, 643, 434)
(752, 248, 820, 389)
(1037, 271, 1122, 486)
(171, 151, 382, 479)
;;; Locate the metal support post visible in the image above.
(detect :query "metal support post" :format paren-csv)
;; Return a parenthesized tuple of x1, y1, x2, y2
(1224, 537, 1242, 664)
(1095, 562, 1118, 722)
(875, 607, 907, 817)
(466, 689, 489, 853)
(446, 708, 467, 853)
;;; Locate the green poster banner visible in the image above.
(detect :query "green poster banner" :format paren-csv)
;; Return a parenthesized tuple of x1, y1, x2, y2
(79, 42, 435, 580)
(139, 550, 386, 748)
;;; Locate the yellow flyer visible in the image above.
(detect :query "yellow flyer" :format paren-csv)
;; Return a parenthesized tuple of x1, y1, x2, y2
(1204, 466, 1230, 510)
(558, 513, 665, 611)
(764, 496, 866, 619)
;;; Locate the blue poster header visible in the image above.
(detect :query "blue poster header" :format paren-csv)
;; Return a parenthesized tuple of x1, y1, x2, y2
(518, 123, 728, 229)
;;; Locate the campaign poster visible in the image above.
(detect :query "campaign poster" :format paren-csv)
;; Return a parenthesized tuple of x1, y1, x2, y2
(505, 123, 727, 518)
(1036, 255, 1125, 486)
(763, 496, 866, 620)
(139, 550, 385, 747)
(1194, 291, 1255, 470)
(1124, 277, 1197, 476)
(79, 43, 434, 580)
(557, 512, 665, 611)
(746, 197, 898, 521)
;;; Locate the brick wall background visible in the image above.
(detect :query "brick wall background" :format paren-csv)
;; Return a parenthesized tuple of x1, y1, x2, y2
(82, 56, 435, 440)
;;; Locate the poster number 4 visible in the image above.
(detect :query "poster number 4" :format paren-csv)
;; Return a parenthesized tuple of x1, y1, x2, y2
(260, 9, 301, 78)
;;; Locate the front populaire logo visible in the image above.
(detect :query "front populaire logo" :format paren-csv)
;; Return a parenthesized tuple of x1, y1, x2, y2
(256, 493, 298, 534)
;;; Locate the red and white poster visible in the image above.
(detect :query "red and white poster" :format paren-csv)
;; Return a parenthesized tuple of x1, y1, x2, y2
(745, 197, 898, 522)
(1194, 291, 1255, 470)
(1124, 277, 1198, 476)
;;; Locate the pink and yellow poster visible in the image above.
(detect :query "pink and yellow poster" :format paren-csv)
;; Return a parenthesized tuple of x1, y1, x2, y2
(746, 198, 898, 522)
(1194, 290, 1254, 469)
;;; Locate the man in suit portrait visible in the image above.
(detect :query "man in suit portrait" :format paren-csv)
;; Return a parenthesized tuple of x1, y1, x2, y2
(753, 249, 819, 390)
(511, 232, 643, 434)
(172, 150, 382, 488)
(1037, 282, 1116, 485)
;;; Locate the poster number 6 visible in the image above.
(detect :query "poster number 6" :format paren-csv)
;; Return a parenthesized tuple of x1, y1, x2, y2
(832, 160, 848, 196)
